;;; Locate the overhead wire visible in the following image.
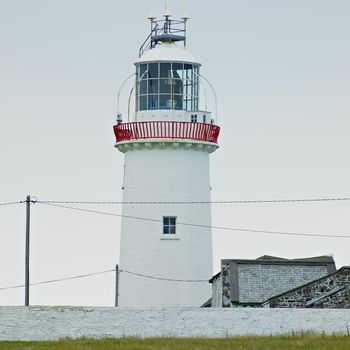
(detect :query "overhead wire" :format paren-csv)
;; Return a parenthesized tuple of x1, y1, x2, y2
(3, 196, 350, 207)
(0, 269, 115, 291)
(37, 201, 350, 239)
(0, 201, 22, 206)
(37, 197, 350, 205)
(120, 269, 208, 282)
(0, 268, 208, 292)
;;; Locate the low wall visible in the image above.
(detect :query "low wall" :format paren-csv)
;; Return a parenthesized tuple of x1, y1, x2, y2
(1, 306, 350, 340)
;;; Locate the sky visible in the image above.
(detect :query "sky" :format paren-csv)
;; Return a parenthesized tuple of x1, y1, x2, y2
(0, 0, 349, 306)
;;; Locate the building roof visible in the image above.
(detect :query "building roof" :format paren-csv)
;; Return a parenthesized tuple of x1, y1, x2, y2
(136, 42, 200, 65)
(209, 255, 336, 283)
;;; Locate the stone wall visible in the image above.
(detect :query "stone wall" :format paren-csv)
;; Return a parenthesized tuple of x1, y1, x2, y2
(238, 264, 328, 303)
(266, 267, 350, 308)
(222, 262, 231, 307)
(211, 274, 222, 307)
(2, 306, 350, 340)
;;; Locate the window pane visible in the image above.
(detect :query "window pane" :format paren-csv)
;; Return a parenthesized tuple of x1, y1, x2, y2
(140, 64, 147, 78)
(139, 95, 147, 110)
(148, 79, 158, 94)
(163, 217, 169, 225)
(159, 95, 171, 109)
(169, 226, 176, 234)
(173, 79, 183, 94)
(172, 63, 183, 79)
(149, 94, 159, 110)
(163, 226, 169, 234)
(173, 95, 183, 110)
(170, 217, 176, 225)
(184, 64, 192, 80)
(160, 63, 171, 78)
(159, 79, 171, 94)
(148, 63, 159, 79)
(140, 80, 147, 94)
(186, 97, 193, 111)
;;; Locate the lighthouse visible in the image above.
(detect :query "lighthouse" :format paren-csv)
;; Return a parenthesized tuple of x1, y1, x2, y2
(114, 13, 220, 307)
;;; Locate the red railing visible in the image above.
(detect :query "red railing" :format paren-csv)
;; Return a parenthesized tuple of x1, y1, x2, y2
(114, 121, 220, 143)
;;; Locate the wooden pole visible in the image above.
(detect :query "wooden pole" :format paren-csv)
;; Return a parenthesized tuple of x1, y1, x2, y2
(115, 264, 119, 307)
(25, 195, 30, 307)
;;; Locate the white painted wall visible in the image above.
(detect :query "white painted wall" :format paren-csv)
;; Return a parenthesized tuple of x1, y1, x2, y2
(135, 110, 212, 123)
(118, 144, 214, 307)
(2, 306, 350, 340)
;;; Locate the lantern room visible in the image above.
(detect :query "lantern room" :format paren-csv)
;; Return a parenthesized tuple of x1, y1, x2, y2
(132, 14, 213, 124)
(136, 60, 199, 111)
(114, 13, 220, 145)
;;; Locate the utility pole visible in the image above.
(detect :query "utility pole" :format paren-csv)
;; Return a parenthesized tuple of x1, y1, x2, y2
(25, 195, 30, 307)
(115, 264, 119, 307)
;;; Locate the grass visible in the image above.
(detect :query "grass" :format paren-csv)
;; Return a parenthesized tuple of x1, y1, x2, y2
(1, 335, 350, 350)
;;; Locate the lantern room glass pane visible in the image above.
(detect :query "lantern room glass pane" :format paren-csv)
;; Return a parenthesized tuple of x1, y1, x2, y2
(159, 95, 171, 109)
(160, 63, 171, 78)
(184, 64, 193, 79)
(139, 64, 147, 78)
(139, 95, 147, 110)
(148, 63, 159, 79)
(159, 79, 171, 94)
(140, 80, 147, 95)
(173, 79, 183, 94)
(173, 95, 183, 110)
(149, 94, 159, 110)
(172, 63, 183, 79)
(148, 79, 158, 94)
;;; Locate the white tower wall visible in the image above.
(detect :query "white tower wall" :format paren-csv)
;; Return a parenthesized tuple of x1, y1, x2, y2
(118, 142, 214, 307)
(114, 18, 220, 307)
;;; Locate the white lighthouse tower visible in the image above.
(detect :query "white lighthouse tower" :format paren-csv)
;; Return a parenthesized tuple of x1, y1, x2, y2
(114, 14, 220, 307)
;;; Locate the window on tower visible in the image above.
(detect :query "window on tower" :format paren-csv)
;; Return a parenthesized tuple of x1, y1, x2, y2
(163, 216, 176, 235)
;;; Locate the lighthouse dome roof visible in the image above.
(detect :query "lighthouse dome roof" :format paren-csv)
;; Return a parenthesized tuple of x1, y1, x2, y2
(136, 42, 201, 66)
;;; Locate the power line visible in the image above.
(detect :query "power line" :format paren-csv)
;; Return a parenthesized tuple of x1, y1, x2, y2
(0, 201, 22, 206)
(0, 269, 115, 292)
(120, 269, 208, 282)
(3, 196, 350, 207)
(37, 202, 350, 239)
(0, 268, 208, 292)
(37, 197, 350, 205)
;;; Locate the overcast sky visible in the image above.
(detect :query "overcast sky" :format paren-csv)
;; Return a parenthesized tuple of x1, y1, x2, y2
(1, 0, 349, 306)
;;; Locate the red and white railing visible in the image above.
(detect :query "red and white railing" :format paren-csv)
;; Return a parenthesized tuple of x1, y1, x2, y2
(114, 121, 220, 143)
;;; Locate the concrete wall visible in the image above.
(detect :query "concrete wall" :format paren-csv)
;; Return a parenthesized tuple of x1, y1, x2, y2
(1, 306, 350, 340)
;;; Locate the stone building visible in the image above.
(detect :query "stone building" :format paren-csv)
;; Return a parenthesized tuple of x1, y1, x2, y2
(262, 266, 350, 308)
(208, 255, 336, 307)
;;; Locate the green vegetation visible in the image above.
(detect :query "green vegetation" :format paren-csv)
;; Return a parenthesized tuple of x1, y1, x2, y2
(1, 335, 350, 350)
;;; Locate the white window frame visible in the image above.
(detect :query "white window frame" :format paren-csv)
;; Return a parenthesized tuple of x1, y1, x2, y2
(161, 216, 179, 240)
